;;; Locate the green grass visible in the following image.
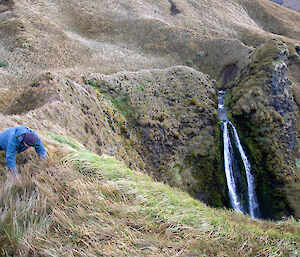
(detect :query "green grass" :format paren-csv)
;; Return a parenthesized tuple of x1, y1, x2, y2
(136, 85, 145, 91)
(0, 134, 299, 256)
(109, 94, 132, 119)
(85, 80, 101, 88)
(0, 60, 8, 68)
(47, 132, 85, 151)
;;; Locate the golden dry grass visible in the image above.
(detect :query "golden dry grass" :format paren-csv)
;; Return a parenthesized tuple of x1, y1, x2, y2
(1, 0, 300, 109)
(0, 134, 299, 256)
(0, 0, 300, 255)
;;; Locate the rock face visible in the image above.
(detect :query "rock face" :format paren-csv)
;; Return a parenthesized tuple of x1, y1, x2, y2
(228, 39, 300, 219)
(83, 66, 226, 206)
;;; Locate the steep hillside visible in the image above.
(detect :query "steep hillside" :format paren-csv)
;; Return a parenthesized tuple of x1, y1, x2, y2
(0, 0, 300, 248)
(1, 0, 300, 110)
(0, 66, 227, 207)
(0, 134, 299, 256)
(82, 67, 223, 206)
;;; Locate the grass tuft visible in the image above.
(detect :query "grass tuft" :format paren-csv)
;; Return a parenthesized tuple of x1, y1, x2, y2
(0, 134, 299, 256)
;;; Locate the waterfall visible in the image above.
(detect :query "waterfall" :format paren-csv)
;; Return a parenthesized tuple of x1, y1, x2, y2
(218, 91, 260, 218)
(230, 124, 260, 218)
(223, 121, 243, 212)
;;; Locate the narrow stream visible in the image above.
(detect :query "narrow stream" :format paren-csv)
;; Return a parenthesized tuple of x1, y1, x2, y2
(218, 91, 260, 218)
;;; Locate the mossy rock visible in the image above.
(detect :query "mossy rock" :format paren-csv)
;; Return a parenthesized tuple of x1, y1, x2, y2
(84, 66, 225, 208)
(228, 39, 299, 219)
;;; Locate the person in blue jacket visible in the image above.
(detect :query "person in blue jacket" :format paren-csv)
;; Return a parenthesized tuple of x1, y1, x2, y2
(0, 126, 47, 173)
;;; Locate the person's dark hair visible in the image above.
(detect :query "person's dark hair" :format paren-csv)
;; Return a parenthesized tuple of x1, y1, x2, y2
(23, 132, 38, 146)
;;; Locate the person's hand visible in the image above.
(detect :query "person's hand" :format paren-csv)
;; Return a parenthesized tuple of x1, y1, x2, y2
(41, 153, 48, 159)
(9, 167, 18, 173)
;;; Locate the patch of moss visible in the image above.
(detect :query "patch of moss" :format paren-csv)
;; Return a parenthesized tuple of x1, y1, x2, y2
(84, 67, 220, 210)
(174, 127, 227, 208)
(85, 79, 101, 88)
(109, 94, 133, 119)
(227, 40, 299, 219)
(0, 60, 8, 67)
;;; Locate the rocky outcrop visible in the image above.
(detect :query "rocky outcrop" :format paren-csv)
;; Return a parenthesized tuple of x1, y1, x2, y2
(82, 66, 226, 206)
(227, 39, 300, 219)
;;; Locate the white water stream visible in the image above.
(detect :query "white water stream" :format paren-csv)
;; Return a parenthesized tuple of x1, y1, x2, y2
(218, 91, 260, 218)
(223, 121, 242, 212)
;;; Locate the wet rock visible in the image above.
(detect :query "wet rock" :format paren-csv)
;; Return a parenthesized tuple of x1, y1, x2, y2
(228, 39, 300, 219)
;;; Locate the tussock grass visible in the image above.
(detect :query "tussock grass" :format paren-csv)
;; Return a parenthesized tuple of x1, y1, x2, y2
(0, 172, 51, 256)
(0, 134, 299, 256)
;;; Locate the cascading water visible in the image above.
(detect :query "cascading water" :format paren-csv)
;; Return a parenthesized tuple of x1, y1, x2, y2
(218, 90, 260, 218)
(223, 120, 242, 212)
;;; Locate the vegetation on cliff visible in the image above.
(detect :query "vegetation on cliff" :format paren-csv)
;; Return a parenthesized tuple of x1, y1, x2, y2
(82, 66, 226, 207)
(0, 2, 300, 256)
(227, 39, 300, 219)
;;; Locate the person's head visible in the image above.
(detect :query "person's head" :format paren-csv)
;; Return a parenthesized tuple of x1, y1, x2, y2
(23, 132, 38, 148)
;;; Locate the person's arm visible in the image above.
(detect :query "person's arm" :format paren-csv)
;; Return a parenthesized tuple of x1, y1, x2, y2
(6, 140, 18, 173)
(34, 137, 47, 158)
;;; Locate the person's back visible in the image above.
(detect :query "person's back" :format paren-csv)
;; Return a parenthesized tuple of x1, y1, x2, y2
(0, 126, 26, 150)
(0, 126, 47, 173)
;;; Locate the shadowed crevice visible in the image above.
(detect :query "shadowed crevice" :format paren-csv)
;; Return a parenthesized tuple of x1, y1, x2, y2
(0, 0, 14, 13)
(221, 63, 238, 87)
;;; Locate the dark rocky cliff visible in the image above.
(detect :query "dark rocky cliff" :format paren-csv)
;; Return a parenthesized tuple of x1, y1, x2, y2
(227, 39, 300, 219)
(82, 66, 226, 207)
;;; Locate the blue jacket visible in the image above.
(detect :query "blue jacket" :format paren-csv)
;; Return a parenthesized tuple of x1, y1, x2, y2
(0, 126, 47, 170)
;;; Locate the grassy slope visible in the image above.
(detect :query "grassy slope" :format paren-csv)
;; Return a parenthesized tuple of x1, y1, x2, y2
(1, 0, 299, 107)
(0, 1, 299, 255)
(0, 134, 299, 256)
